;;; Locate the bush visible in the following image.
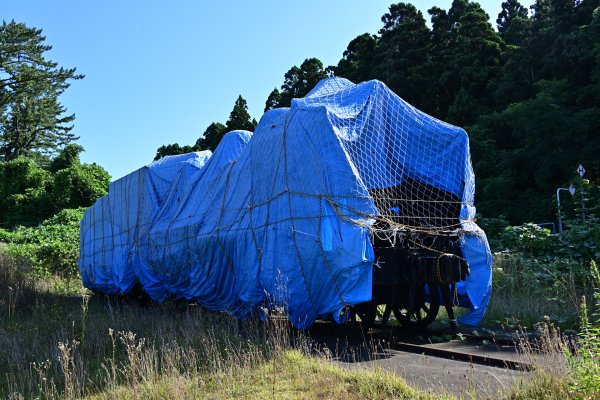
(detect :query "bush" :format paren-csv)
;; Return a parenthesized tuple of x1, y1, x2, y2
(498, 219, 600, 262)
(5, 208, 84, 278)
(0, 148, 109, 228)
(559, 220, 600, 260)
(53, 163, 110, 211)
(0, 157, 53, 227)
(500, 223, 560, 256)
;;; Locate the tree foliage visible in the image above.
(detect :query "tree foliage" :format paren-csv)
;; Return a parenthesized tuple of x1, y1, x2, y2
(225, 95, 255, 132)
(0, 21, 83, 161)
(155, 96, 255, 160)
(334, 34, 378, 84)
(0, 145, 109, 228)
(265, 58, 329, 110)
(264, 88, 281, 113)
(0, 156, 51, 227)
(153, 143, 195, 161)
(195, 122, 226, 152)
(497, 0, 530, 44)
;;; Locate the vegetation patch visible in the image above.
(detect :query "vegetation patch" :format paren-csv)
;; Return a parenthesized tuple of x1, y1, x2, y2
(85, 350, 427, 400)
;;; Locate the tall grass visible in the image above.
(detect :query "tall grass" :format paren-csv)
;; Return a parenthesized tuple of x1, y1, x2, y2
(0, 247, 37, 318)
(1, 295, 284, 398)
(485, 252, 592, 329)
(4, 243, 600, 399)
(0, 249, 425, 399)
(566, 260, 600, 398)
(486, 254, 600, 399)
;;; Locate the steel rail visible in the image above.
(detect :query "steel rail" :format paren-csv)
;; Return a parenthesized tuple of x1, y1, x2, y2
(389, 340, 534, 371)
(307, 322, 535, 372)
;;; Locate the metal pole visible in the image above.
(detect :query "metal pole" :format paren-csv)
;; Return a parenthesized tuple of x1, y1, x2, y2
(556, 188, 567, 233)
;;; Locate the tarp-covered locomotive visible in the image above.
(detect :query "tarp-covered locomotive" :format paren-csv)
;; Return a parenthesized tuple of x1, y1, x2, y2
(79, 78, 492, 329)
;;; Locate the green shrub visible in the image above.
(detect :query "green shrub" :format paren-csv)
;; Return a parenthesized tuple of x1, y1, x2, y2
(499, 219, 599, 262)
(500, 223, 560, 256)
(559, 220, 600, 260)
(6, 208, 84, 278)
(0, 148, 109, 228)
(0, 157, 53, 227)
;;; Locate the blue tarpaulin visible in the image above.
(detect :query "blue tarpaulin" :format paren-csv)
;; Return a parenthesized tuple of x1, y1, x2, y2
(79, 77, 492, 328)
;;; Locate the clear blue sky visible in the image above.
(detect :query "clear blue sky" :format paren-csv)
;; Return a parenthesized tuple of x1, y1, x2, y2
(4, 0, 533, 180)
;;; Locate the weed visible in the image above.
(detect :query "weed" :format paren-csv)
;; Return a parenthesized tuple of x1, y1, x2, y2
(566, 260, 600, 398)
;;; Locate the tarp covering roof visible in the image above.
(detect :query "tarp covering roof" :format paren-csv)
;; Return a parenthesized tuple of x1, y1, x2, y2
(79, 78, 492, 328)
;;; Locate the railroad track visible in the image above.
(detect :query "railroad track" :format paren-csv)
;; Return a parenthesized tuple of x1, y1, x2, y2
(389, 340, 534, 371)
(306, 321, 535, 372)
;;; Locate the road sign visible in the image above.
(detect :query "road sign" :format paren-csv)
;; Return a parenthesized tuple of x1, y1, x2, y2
(569, 185, 576, 196)
(577, 164, 586, 177)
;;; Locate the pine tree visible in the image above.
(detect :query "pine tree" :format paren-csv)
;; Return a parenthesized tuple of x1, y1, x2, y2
(0, 21, 83, 160)
(225, 95, 255, 132)
(334, 33, 378, 83)
(372, 3, 430, 108)
(497, 0, 530, 45)
(264, 88, 281, 112)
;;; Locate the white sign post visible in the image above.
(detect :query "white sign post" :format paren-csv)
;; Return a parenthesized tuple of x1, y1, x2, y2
(577, 164, 586, 177)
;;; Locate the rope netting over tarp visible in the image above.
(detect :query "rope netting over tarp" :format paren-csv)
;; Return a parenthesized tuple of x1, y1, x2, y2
(79, 78, 492, 328)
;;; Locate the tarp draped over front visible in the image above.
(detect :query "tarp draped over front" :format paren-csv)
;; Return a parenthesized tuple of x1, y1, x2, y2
(79, 78, 492, 328)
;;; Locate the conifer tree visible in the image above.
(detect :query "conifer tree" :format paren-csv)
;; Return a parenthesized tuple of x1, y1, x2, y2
(225, 95, 255, 132)
(0, 21, 83, 160)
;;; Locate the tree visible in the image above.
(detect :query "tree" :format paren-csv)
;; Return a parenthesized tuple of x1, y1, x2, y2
(49, 143, 84, 172)
(225, 95, 255, 132)
(276, 58, 329, 108)
(431, 0, 505, 124)
(154, 143, 195, 161)
(264, 88, 281, 112)
(497, 0, 530, 45)
(497, 0, 528, 33)
(154, 94, 255, 159)
(0, 21, 83, 161)
(194, 122, 226, 152)
(373, 3, 430, 105)
(334, 33, 378, 84)
(52, 162, 110, 211)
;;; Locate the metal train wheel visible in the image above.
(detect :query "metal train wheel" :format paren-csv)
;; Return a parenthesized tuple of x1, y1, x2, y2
(393, 282, 440, 329)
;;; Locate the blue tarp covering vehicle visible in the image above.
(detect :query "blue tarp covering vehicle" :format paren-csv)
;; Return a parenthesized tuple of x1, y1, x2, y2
(79, 78, 492, 329)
